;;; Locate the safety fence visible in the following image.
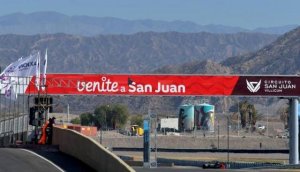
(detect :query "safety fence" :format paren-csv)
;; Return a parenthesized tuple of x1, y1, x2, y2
(118, 155, 284, 169)
(0, 75, 34, 146)
(112, 147, 289, 153)
(0, 115, 31, 146)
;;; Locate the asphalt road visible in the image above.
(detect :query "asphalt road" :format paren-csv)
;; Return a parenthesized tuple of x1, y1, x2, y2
(134, 167, 300, 172)
(0, 148, 96, 172)
(134, 166, 203, 172)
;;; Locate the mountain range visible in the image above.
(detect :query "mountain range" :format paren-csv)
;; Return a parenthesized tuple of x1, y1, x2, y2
(0, 30, 278, 114)
(0, 32, 277, 74)
(154, 27, 300, 75)
(0, 11, 298, 36)
(222, 27, 300, 74)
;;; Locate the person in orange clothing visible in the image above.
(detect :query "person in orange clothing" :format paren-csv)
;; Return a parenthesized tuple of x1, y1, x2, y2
(38, 121, 49, 145)
(38, 117, 56, 145)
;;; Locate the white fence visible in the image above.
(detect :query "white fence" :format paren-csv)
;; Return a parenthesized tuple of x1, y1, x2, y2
(0, 115, 28, 134)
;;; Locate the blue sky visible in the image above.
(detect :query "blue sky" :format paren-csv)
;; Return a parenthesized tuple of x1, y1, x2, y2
(0, 0, 299, 29)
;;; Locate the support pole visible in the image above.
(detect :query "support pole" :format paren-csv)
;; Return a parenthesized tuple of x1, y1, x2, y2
(143, 118, 150, 168)
(289, 98, 299, 164)
(217, 121, 220, 149)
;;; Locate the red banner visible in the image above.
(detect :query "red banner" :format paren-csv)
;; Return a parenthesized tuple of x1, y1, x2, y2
(25, 74, 300, 97)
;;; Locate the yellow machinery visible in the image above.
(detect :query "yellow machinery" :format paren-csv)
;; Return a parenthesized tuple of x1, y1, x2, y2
(130, 125, 144, 136)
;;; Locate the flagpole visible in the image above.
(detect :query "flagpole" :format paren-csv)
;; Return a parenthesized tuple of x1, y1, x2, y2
(41, 49, 47, 91)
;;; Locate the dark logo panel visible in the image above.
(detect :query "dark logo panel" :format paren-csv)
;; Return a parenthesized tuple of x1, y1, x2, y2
(232, 76, 300, 96)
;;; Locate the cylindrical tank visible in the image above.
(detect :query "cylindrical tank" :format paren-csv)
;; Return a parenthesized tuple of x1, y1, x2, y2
(178, 104, 194, 131)
(194, 103, 215, 132)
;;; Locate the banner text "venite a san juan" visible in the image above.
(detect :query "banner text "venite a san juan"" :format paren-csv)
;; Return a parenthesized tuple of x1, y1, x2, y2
(25, 74, 300, 97)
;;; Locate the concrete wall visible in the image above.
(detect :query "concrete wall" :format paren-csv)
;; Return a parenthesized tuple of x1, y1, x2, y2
(52, 126, 135, 172)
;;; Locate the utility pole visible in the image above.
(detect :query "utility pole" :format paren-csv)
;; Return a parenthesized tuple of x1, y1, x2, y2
(227, 115, 230, 167)
(217, 120, 220, 149)
(154, 114, 157, 167)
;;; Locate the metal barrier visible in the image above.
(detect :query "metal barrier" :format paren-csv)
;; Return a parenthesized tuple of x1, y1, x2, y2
(227, 161, 281, 169)
(0, 115, 30, 146)
(155, 158, 281, 169)
(117, 155, 283, 169)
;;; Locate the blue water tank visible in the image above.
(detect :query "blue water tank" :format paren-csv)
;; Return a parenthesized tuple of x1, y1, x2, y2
(179, 104, 194, 130)
(194, 103, 215, 132)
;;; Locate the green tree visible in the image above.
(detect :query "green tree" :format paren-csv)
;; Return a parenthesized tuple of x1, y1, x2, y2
(110, 104, 129, 129)
(70, 117, 81, 124)
(130, 115, 143, 127)
(94, 105, 110, 128)
(80, 112, 94, 126)
(94, 104, 129, 129)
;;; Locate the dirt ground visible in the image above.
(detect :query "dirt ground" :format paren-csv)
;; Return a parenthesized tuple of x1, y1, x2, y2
(97, 130, 290, 163)
(97, 134, 289, 149)
(93, 121, 289, 150)
(91, 121, 290, 163)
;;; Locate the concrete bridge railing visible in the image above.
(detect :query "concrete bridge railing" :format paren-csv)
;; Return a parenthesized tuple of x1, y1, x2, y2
(52, 126, 135, 172)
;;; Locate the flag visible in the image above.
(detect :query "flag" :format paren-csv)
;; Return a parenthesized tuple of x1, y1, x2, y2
(0, 52, 41, 99)
(41, 49, 47, 91)
(0, 52, 40, 78)
(4, 84, 17, 101)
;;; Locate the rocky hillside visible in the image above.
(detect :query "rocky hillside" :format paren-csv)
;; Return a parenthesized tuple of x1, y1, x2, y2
(222, 27, 300, 74)
(0, 32, 277, 73)
(154, 60, 231, 74)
